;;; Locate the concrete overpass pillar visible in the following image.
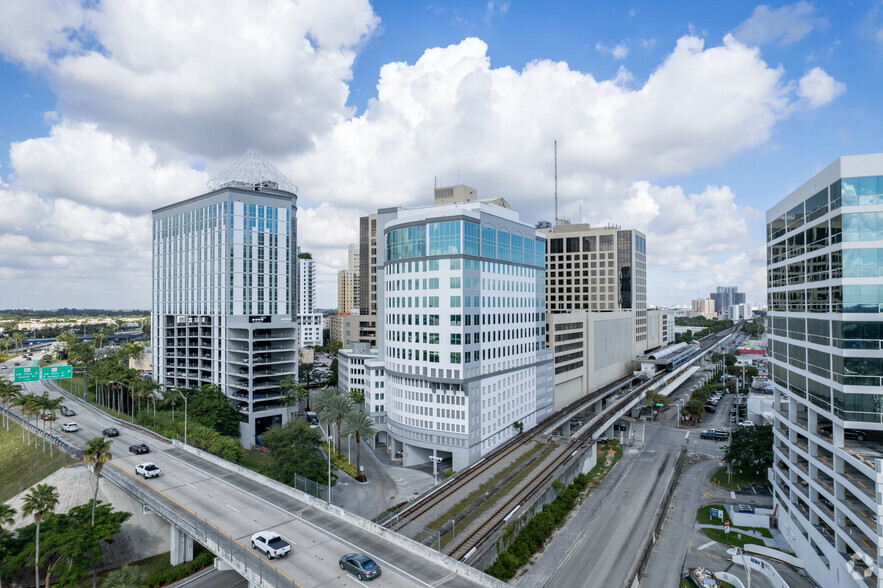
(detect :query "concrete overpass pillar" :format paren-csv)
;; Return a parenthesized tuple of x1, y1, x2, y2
(561, 420, 571, 437)
(170, 523, 194, 566)
(593, 400, 602, 414)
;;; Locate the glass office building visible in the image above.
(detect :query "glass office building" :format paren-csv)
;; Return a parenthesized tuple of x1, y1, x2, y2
(152, 149, 299, 447)
(766, 153, 883, 587)
(379, 188, 554, 471)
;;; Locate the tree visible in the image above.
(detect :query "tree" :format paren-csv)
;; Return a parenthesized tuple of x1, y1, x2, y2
(92, 332, 107, 349)
(67, 342, 95, 365)
(711, 352, 723, 364)
(104, 565, 147, 588)
(327, 358, 339, 387)
(299, 364, 317, 389)
(341, 410, 376, 480)
(724, 425, 774, 473)
(348, 389, 365, 409)
(83, 437, 113, 525)
(0, 381, 22, 430)
(186, 385, 241, 438)
(21, 483, 59, 588)
(261, 420, 332, 486)
(11, 332, 25, 350)
(724, 353, 737, 367)
(727, 365, 759, 379)
(56, 332, 78, 347)
(683, 398, 706, 423)
(280, 375, 309, 415)
(0, 503, 14, 588)
(317, 392, 351, 458)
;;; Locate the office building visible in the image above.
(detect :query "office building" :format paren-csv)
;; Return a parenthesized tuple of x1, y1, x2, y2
(711, 286, 746, 314)
(691, 298, 716, 319)
(327, 313, 377, 348)
(538, 221, 647, 343)
(338, 342, 387, 443)
(376, 185, 553, 470)
(767, 153, 883, 587)
(298, 251, 324, 347)
(151, 148, 299, 446)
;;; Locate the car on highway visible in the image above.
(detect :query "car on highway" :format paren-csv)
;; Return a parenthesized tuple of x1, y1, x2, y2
(251, 531, 291, 559)
(135, 462, 162, 478)
(339, 553, 381, 581)
(61, 408, 76, 417)
(129, 443, 150, 455)
(102, 427, 120, 437)
(40, 412, 56, 421)
(61, 422, 78, 432)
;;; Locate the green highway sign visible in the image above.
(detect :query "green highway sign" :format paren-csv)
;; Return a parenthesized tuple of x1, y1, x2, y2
(42, 365, 73, 380)
(14, 366, 40, 383)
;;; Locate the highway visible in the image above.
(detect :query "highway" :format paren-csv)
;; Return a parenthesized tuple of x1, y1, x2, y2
(3, 368, 498, 588)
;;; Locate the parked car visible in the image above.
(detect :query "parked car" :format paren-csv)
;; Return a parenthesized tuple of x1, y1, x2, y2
(817, 426, 866, 441)
(738, 421, 755, 427)
(339, 553, 381, 581)
(704, 404, 716, 413)
(700, 429, 728, 441)
(61, 422, 78, 432)
(102, 427, 120, 437)
(613, 422, 628, 432)
(251, 532, 291, 559)
(305, 411, 319, 427)
(596, 436, 610, 444)
(129, 443, 150, 455)
(61, 408, 76, 417)
(135, 462, 162, 478)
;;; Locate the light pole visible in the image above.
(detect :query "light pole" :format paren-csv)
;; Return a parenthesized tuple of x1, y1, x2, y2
(172, 389, 188, 444)
(674, 399, 684, 428)
(317, 422, 332, 504)
(430, 449, 443, 486)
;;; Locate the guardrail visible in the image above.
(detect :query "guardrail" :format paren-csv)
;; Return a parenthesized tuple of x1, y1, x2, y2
(0, 406, 83, 459)
(102, 464, 296, 588)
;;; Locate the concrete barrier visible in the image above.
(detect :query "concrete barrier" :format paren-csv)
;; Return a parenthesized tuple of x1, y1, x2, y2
(743, 544, 804, 568)
(733, 553, 791, 588)
(171, 441, 510, 588)
(714, 571, 745, 588)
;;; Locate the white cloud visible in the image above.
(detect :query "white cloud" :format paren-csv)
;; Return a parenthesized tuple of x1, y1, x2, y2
(0, 0, 85, 69)
(10, 121, 209, 214)
(797, 67, 845, 107)
(0, 0, 379, 159)
(596, 41, 629, 60)
(733, 1, 827, 46)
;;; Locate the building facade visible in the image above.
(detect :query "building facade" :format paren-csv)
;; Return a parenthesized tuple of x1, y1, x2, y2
(766, 153, 883, 587)
(298, 252, 324, 347)
(338, 342, 387, 444)
(378, 186, 554, 470)
(712, 286, 746, 314)
(151, 149, 299, 447)
(538, 221, 647, 343)
(691, 298, 716, 319)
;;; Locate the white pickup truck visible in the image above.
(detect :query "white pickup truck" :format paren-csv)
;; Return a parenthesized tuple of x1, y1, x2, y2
(251, 531, 291, 559)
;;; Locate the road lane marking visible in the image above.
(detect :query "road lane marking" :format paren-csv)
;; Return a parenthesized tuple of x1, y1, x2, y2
(698, 541, 715, 551)
(684, 431, 689, 440)
(226, 503, 240, 512)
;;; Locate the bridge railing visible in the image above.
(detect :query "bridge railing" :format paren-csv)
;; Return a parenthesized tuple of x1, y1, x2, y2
(102, 464, 296, 588)
(0, 406, 83, 459)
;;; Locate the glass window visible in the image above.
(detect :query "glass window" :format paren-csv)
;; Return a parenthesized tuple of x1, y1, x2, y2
(428, 278, 439, 289)
(450, 352, 461, 364)
(843, 249, 883, 278)
(450, 258, 460, 270)
(450, 296, 461, 307)
(599, 234, 614, 251)
(843, 285, 883, 313)
(451, 314, 461, 326)
(770, 214, 787, 240)
(511, 234, 524, 263)
(550, 238, 563, 254)
(566, 237, 579, 252)
(428, 220, 461, 256)
(497, 230, 511, 261)
(451, 333, 461, 345)
(464, 221, 480, 256)
(805, 222, 828, 253)
(786, 203, 805, 231)
(450, 277, 460, 288)
(386, 225, 427, 260)
(429, 314, 439, 326)
(482, 226, 496, 259)
(428, 296, 439, 307)
(805, 188, 828, 222)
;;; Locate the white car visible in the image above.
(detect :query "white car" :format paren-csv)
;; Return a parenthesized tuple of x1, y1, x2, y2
(739, 421, 755, 427)
(135, 462, 162, 478)
(61, 422, 78, 432)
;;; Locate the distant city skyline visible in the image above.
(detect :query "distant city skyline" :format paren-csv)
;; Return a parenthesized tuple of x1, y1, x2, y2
(1, 1, 880, 309)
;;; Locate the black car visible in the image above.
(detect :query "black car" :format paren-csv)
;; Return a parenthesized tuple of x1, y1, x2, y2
(339, 553, 381, 581)
(61, 408, 76, 417)
(129, 443, 149, 455)
(102, 427, 120, 437)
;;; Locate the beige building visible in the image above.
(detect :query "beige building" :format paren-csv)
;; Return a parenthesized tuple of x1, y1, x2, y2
(691, 298, 716, 319)
(327, 313, 377, 348)
(539, 220, 647, 343)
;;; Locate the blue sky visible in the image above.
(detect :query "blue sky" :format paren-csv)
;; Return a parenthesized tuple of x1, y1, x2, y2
(0, 1, 880, 310)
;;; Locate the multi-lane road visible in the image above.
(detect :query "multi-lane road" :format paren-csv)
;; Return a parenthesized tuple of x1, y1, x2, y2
(2, 366, 496, 588)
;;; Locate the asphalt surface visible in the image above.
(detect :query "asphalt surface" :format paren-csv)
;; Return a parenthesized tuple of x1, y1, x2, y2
(3, 375, 494, 588)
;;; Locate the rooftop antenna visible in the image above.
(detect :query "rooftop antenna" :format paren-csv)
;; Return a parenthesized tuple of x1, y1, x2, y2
(554, 140, 558, 222)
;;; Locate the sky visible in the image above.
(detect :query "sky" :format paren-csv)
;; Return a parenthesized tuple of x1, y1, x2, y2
(0, 0, 881, 311)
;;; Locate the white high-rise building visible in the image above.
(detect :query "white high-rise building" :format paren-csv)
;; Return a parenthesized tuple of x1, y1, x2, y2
(297, 251, 323, 347)
(767, 153, 883, 586)
(151, 148, 299, 447)
(378, 185, 554, 471)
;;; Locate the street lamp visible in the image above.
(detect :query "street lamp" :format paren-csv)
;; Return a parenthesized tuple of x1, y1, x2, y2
(317, 421, 332, 503)
(430, 449, 443, 486)
(171, 388, 188, 444)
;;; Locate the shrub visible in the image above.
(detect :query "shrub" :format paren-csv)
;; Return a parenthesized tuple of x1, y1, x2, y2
(147, 551, 214, 587)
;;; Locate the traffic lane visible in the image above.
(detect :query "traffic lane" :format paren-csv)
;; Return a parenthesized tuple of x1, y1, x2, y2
(164, 448, 485, 588)
(545, 448, 678, 588)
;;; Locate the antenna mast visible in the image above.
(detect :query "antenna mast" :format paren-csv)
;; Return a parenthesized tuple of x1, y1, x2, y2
(554, 140, 558, 222)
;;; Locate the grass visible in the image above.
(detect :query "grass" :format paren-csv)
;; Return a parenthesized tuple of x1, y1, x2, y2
(697, 504, 773, 538)
(710, 467, 769, 491)
(425, 442, 548, 533)
(240, 448, 276, 472)
(324, 441, 361, 479)
(0, 419, 74, 503)
(701, 527, 765, 549)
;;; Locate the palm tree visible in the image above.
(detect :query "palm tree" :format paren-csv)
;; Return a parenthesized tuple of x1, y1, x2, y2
(318, 393, 352, 458)
(11, 332, 25, 351)
(83, 437, 113, 525)
(21, 483, 60, 588)
(280, 375, 309, 417)
(341, 409, 376, 480)
(0, 502, 15, 588)
(92, 332, 107, 350)
(37, 393, 65, 435)
(0, 336, 11, 353)
(0, 381, 22, 430)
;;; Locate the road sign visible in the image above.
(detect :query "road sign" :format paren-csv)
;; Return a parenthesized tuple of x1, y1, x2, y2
(656, 403, 665, 406)
(42, 365, 73, 380)
(14, 366, 40, 383)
